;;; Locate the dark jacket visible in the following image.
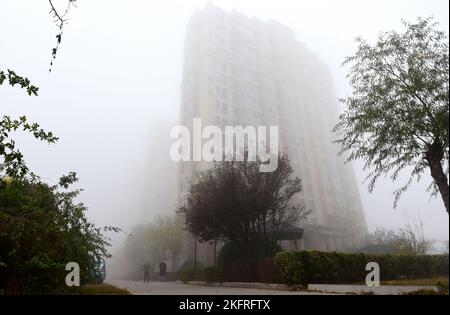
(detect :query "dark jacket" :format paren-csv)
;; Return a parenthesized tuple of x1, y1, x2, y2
(159, 261, 167, 276)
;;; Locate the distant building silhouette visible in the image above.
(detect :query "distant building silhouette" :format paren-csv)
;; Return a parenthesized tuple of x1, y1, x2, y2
(177, 3, 368, 265)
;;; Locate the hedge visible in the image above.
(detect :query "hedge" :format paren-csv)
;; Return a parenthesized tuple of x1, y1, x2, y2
(222, 259, 278, 283)
(179, 266, 224, 284)
(274, 251, 449, 285)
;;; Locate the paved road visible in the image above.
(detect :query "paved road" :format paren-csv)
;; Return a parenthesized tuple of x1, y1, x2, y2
(108, 280, 325, 295)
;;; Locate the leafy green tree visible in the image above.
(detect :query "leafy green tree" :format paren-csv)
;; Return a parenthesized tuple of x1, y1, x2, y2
(1, 1, 115, 294)
(333, 17, 449, 213)
(152, 215, 185, 269)
(0, 76, 116, 293)
(0, 173, 117, 294)
(1, 59, 115, 295)
(1, 70, 58, 179)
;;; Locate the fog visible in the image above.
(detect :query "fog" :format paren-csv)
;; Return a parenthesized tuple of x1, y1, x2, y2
(1, 0, 448, 263)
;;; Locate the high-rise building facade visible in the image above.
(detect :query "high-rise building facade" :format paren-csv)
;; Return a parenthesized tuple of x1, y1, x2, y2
(178, 3, 368, 264)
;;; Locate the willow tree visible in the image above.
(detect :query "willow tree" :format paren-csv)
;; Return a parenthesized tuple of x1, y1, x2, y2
(333, 18, 449, 213)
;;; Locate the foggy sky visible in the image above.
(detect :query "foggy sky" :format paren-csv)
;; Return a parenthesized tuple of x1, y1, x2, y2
(1, 0, 448, 243)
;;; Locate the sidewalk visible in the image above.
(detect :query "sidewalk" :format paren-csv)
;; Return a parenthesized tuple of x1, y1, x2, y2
(184, 281, 298, 291)
(107, 280, 326, 295)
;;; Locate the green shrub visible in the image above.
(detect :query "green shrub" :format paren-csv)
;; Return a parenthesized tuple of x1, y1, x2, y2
(203, 266, 224, 283)
(432, 254, 449, 276)
(218, 241, 283, 266)
(178, 265, 223, 284)
(275, 250, 449, 285)
(217, 242, 242, 266)
(0, 176, 112, 294)
(177, 260, 205, 283)
(273, 251, 302, 285)
(165, 272, 178, 281)
(178, 260, 204, 273)
(179, 268, 196, 284)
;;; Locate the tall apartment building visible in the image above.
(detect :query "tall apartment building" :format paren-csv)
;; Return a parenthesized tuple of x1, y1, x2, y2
(178, 3, 368, 265)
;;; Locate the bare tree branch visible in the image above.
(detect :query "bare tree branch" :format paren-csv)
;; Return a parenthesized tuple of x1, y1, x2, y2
(48, 0, 77, 72)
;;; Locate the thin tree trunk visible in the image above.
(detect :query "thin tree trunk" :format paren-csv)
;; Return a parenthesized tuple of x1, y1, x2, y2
(194, 235, 197, 271)
(213, 240, 217, 266)
(425, 141, 449, 214)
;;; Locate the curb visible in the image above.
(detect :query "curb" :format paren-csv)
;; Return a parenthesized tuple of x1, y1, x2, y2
(307, 284, 440, 295)
(178, 281, 302, 291)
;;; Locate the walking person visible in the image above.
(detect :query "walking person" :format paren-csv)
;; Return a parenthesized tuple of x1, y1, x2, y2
(159, 259, 167, 282)
(143, 260, 151, 284)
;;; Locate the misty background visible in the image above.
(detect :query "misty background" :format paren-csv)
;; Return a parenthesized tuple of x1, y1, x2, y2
(1, 0, 448, 259)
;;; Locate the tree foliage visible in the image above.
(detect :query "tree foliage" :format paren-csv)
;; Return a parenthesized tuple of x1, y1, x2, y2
(48, 0, 78, 72)
(0, 173, 115, 294)
(1, 115, 58, 179)
(333, 17, 449, 213)
(362, 222, 432, 255)
(178, 152, 310, 260)
(122, 214, 187, 275)
(0, 69, 39, 96)
(1, 58, 115, 294)
(0, 70, 58, 179)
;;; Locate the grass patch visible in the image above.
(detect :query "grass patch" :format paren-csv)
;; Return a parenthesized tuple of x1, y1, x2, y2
(72, 283, 131, 295)
(383, 277, 449, 295)
(351, 277, 449, 294)
(381, 277, 448, 287)
(404, 289, 447, 295)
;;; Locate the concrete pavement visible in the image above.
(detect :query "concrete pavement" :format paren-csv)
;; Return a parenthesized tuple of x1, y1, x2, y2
(107, 280, 326, 295)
